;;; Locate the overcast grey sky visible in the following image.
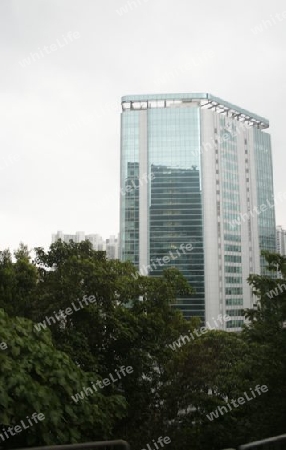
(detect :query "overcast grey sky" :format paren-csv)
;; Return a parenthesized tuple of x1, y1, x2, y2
(0, 0, 285, 252)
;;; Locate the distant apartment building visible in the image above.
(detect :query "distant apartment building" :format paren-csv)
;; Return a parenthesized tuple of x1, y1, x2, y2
(52, 231, 119, 258)
(276, 226, 286, 256)
(106, 235, 119, 260)
(52, 231, 105, 250)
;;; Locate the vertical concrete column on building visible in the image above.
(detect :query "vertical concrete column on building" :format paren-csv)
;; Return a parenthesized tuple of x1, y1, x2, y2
(139, 110, 149, 272)
(247, 128, 260, 276)
(201, 109, 220, 325)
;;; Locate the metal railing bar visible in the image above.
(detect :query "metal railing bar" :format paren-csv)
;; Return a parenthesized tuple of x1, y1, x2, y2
(14, 440, 130, 450)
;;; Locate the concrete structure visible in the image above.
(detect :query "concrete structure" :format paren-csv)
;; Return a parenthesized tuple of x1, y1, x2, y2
(52, 231, 119, 258)
(119, 93, 276, 330)
(52, 231, 105, 250)
(106, 235, 119, 260)
(276, 225, 286, 256)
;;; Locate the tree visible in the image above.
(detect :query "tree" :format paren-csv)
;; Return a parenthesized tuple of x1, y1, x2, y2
(243, 251, 286, 438)
(161, 330, 261, 450)
(2, 242, 286, 449)
(0, 308, 126, 449)
(0, 245, 37, 318)
(28, 241, 198, 448)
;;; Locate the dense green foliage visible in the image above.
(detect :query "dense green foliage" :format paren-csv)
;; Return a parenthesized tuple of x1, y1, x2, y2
(0, 242, 285, 449)
(0, 309, 126, 448)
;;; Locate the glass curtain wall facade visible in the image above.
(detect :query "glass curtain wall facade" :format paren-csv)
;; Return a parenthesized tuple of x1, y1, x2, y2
(120, 101, 204, 319)
(253, 128, 276, 274)
(147, 107, 204, 318)
(120, 112, 140, 266)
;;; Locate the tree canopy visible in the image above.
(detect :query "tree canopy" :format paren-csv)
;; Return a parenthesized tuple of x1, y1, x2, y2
(0, 242, 285, 449)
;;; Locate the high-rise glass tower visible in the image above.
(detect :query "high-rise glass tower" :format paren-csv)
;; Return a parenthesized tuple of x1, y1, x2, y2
(119, 93, 276, 330)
